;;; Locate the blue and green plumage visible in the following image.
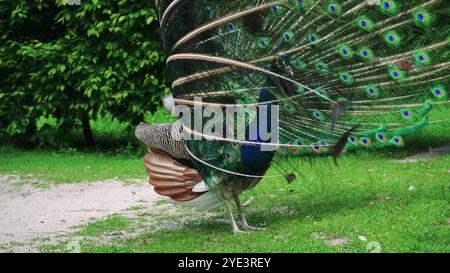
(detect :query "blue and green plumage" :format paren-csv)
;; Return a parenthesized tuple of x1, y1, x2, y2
(149, 0, 449, 233)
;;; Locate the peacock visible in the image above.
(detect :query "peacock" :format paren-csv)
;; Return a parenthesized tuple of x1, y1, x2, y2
(136, 0, 449, 234)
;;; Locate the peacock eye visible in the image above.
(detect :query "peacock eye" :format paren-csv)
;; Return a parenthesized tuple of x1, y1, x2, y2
(385, 31, 401, 46)
(389, 68, 405, 81)
(338, 44, 354, 59)
(391, 136, 404, 147)
(315, 61, 328, 74)
(358, 46, 374, 61)
(357, 16, 375, 32)
(339, 72, 353, 85)
(381, 0, 398, 15)
(414, 51, 430, 65)
(271, 5, 285, 14)
(431, 85, 446, 98)
(205, 7, 213, 18)
(327, 3, 342, 16)
(376, 133, 388, 143)
(413, 9, 432, 26)
(365, 84, 380, 98)
(401, 109, 414, 120)
(360, 137, 372, 146)
(258, 37, 270, 48)
(282, 32, 294, 42)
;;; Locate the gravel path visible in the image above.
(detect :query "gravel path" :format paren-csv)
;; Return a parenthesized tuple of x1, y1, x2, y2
(0, 175, 159, 246)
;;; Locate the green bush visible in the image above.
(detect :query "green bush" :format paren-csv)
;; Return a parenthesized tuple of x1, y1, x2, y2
(0, 0, 166, 147)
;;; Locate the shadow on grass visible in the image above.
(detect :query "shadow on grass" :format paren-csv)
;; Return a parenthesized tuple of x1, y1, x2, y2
(138, 191, 376, 238)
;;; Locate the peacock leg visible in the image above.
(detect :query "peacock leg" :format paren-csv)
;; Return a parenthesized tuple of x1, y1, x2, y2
(233, 193, 265, 231)
(225, 200, 246, 235)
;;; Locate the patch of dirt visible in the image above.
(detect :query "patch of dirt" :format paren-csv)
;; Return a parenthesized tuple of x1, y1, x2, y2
(325, 238, 349, 247)
(0, 174, 160, 251)
(0, 174, 223, 253)
(313, 232, 350, 247)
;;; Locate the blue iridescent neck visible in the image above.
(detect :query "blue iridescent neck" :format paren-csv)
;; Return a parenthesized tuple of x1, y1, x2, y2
(240, 88, 277, 175)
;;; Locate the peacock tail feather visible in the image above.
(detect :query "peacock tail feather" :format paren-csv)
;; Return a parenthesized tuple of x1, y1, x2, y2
(156, 0, 449, 193)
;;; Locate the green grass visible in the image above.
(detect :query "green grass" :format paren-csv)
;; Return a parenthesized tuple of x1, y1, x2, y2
(75, 215, 134, 237)
(0, 146, 145, 184)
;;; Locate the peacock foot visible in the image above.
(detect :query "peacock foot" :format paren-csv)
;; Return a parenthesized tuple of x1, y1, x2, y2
(232, 227, 248, 235)
(239, 222, 266, 231)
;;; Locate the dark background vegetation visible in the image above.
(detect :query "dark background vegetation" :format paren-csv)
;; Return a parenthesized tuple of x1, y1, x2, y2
(0, 0, 166, 149)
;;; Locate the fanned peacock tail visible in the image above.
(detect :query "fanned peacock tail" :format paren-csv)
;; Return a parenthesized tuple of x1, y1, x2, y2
(155, 0, 449, 192)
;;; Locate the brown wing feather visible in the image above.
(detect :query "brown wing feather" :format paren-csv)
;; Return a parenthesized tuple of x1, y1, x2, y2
(144, 148, 206, 202)
(148, 177, 195, 188)
(170, 192, 204, 202)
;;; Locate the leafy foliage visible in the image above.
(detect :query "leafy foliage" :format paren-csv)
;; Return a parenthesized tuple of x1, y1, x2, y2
(0, 0, 165, 146)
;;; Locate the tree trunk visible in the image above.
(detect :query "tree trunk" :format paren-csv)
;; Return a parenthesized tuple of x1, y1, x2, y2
(81, 113, 95, 146)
